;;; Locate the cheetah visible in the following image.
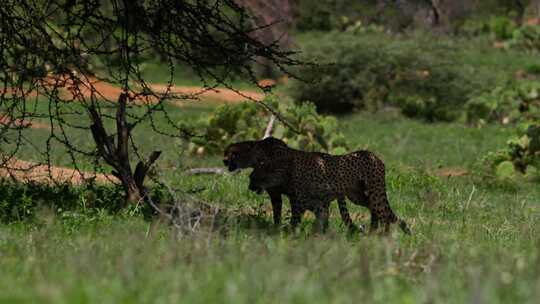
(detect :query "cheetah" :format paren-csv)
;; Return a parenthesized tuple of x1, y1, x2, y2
(223, 137, 410, 234)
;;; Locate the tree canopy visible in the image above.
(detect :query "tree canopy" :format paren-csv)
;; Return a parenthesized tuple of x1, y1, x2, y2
(0, 0, 300, 204)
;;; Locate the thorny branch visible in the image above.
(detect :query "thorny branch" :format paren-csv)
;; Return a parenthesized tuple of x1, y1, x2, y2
(0, 0, 302, 203)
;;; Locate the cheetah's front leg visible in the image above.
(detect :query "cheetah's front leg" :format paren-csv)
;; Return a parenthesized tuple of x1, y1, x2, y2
(267, 189, 282, 225)
(290, 201, 305, 229)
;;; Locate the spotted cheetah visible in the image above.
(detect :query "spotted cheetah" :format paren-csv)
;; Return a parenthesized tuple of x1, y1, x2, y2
(224, 137, 410, 234)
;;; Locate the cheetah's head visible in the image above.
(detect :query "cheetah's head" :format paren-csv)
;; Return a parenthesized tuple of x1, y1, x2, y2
(223, 141, 259, 172)
(223, 137, 287, 172)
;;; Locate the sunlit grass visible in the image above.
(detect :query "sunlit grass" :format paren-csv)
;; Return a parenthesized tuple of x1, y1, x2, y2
(1, 30, 540, 302)
(1, 102, 539, 302)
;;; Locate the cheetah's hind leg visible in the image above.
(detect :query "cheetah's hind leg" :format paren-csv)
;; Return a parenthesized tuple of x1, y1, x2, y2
(267, 190, 282, 225)
(398, 218, 411, 235)
(289, 201, 305, 231)
(337, 199, 365, 234)
(365, 174, 411, 235)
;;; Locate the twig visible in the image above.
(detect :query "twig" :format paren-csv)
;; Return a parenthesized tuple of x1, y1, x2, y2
(146, 171, 221, 235)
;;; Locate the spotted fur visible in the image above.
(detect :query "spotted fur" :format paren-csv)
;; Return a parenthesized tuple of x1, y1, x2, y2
(224, 137, 410, 234)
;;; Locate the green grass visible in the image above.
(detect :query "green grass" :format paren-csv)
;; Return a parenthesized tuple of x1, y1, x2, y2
(1, 31, 540, 302)
(139, 60, 259, 91)
(1, 101, 540, 302)
(0, 178, 539, 303)
(339, 110, 514, 168)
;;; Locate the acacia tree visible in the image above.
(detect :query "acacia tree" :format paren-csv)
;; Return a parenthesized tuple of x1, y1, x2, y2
(0, 0, 299, 204)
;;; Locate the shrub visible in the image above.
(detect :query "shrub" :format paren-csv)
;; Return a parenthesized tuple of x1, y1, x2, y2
(483, 122, 540, 179)
(506, 25, 540, 52)
(276, 101, 349, 154)
(0, 181, 125, 222)
(295, 1, 336, 31)
(0, 179, 173, 223)
(460, 18, 539, 52)
(489, 16, 517, 40)
(459, 18, 490, 37)
(186, 102, 265, 155)
(289, 32, 477, 121)
(294, 1, 397, 32)
(184, 96, 350, 155)
(526, 63, 540, 75)
(466, 80, 540, 126)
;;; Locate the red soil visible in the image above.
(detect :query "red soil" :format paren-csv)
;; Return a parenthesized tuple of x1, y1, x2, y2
(39, 75, 264, 104)
(0, 158, 114, 185)
(0, 113, 50, 130)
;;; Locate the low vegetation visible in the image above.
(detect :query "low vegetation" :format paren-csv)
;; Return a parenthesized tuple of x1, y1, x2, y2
(1, 1, 539, 302)
(184, 96, 349, 155)
(290, 21, 539, 122)
(1, 109, 539, 302)
(466, 79, 540, 126)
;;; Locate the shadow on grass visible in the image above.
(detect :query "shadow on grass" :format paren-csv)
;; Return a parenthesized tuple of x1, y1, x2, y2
(0, 179, 372, 239)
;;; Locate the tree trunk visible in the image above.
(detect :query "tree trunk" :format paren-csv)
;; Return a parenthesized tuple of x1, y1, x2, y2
(89, 93, 161, 205)
(125, 179, 143, 204)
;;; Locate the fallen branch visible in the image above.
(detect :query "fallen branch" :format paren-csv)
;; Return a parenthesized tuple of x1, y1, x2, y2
(185, 114, 275, 176)
(186, 167, 226, 175)
(145, 172, 221, 235)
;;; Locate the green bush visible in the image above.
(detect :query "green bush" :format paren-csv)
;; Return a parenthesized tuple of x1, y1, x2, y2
(506, 25, 540, 52)
(460, 18, 539, 52)
(489, 16, 517, 40)
(185, 102, 265, 155)
(294, 1, 389, 32)
(526, 63, 540, 75)
(184, 96, 350, 155)
(0, 179, 173, 223)
(275, 101, 349, 154)
(483, 122, 540, 179)
(289, 32, 477, 121)
(0, 181, 125, 222)
(466, 80, 540, 125)
(459, 18, 491, 37)
(295, 1, 335, 31)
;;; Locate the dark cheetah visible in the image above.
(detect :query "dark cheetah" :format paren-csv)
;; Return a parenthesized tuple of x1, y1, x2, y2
(224, 137, 410, 234)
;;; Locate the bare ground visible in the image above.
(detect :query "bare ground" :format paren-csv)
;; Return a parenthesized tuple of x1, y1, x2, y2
(40, 75, 264, 104)
(0, 76, 268, 183)
(0, 113, 50, 130)
(0, 158, 114, 185)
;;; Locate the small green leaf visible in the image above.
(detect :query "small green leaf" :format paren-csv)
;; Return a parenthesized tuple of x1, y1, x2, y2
(519, 135, 530, 149)
(496, 161, 516, 179)
(331, 147, 347, 155)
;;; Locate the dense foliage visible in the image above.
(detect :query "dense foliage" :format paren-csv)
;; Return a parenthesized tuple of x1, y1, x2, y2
(484, 122, 540, 179)
(0, 0, 301, 205)
(0, 181, 124, 223)
(294, 0, 540, 33)
(183, 97, 349, 155)
(289, 31, 483, 121)
(466, 79, 540, 126)
(505, 24, 540, 52)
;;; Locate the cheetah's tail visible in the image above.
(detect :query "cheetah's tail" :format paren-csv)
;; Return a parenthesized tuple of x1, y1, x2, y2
(398, 219, 411, 235)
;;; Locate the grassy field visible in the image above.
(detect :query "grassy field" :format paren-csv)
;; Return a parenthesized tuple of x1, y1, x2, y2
(1, 97, 539, 303)
(1, 28, 539, 303)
